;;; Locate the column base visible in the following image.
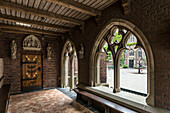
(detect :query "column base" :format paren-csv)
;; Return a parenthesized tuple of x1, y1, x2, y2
(113, 88, 121, 93)
(146, 94, 155, 106)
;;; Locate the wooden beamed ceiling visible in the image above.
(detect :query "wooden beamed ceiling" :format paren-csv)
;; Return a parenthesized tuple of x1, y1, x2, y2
(48, 0, 101, 16)
(0, 14, 71, 31)
(0, 0, 118, 38)
(0, 0, 84, 25)
(0, 23, 63, 36)
(0, 28, 59, 38)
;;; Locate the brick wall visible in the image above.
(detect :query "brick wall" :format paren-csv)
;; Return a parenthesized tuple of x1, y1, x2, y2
(0, 32, 61, 93)
(100, 52, 106, 83)
(42, 38, 60, 89)
(72, 0, 170, 110)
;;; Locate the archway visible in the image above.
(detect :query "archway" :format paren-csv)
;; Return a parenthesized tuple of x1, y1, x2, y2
(61, 40, 78, 90)
(89, 19, 155, 106)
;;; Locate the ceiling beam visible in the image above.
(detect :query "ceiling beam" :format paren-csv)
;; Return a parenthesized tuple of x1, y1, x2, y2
(0, 14, 71, 32)
(48, 0, 101, 16)
(0, 28, 58, 38)
(0, 0, 83, 25)
(0, 23, 63, 36)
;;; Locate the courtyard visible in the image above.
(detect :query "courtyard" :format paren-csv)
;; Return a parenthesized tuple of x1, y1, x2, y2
(107, 68, 147, 94)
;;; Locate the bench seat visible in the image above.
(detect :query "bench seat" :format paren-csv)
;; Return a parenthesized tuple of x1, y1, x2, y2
(74, 88, 138, 113)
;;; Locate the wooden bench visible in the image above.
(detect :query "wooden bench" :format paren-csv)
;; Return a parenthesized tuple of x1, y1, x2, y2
(0, 84, 11, 113)
(74, 88, 138, 113)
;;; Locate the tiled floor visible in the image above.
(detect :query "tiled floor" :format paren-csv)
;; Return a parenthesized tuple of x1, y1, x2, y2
(57, 87, 100, 113)
(8, 88, 93, 113)
(56, 87, 77, 100)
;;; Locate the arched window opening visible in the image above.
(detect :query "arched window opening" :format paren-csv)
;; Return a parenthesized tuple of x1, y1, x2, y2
(120, 34, 148, 103)
(74, 54, 78, 86)
(61, 41, 78, 91)
(99, 42, 114, 88)
(90, 20, 154, 106)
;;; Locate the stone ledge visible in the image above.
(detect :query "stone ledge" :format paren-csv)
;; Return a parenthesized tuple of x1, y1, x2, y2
(78, 85, 170, 113)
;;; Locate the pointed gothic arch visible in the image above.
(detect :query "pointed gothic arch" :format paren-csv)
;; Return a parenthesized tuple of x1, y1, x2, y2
(61, 39, 78, 90)
(89, 19, 155, 106)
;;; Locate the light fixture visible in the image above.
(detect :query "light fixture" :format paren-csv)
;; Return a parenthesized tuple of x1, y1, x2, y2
(16, 22, 31, 27)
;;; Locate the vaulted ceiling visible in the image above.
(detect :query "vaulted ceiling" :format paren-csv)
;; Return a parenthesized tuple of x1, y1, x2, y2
(0, 0, 130, 38)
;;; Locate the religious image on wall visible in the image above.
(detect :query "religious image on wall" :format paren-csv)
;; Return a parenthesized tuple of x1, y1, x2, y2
(10, 40, 17, 59)
(23, 35, 41, 51)
(47, 43, 52, 60)
(78, 43, 84, 59)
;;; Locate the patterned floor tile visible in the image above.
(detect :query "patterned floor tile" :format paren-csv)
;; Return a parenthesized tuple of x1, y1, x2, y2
(8, 89, 93, 113)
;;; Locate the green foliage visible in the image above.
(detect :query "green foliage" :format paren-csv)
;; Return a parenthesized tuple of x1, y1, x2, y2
(104, 32, 122, 61)
(104, 46, 108, 51)
(113, 32, 122, 43)
(107, 52, 112, 61)
(123, 65, 128, 68)
(104, 46, 112, 61)
(127, 42, 137, 47)
(120, 53, 124, 66)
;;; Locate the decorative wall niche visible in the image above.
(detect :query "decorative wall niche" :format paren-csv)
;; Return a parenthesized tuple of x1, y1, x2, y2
(23, 35, 41, 51)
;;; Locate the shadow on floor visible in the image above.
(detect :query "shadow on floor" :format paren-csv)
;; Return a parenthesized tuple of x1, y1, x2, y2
(57, 87, 100, 113)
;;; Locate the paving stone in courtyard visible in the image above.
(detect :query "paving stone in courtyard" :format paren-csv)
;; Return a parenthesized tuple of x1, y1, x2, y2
(106, 68, 147, 94)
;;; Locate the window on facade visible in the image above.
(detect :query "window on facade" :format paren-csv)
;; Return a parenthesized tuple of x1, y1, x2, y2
(129, 35, 134, 43)
(129, 50, 134, 56)
(97, 26, 148, 104)
(138, 48, 142, 58)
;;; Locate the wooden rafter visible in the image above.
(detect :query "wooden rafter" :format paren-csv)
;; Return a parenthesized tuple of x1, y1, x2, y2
(0, 14, 71, 32)
(0, 0, 84, 25)
(48, 0, 101, 16)
(0, 28, 58, 38)
(0, 23, 63, 36)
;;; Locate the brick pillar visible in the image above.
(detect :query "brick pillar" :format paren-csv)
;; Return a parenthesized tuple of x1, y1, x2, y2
(100, 52, 107, 83)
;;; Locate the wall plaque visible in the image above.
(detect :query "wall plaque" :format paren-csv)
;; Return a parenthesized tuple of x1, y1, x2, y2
(23, 35, 41, 51)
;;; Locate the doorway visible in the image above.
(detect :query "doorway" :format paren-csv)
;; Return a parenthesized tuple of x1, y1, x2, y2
(129, 59, 134, 68)
(22, 54, 42, 92)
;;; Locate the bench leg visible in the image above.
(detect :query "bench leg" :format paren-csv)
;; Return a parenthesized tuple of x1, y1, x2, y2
(87, 98, 92, 107)
(76, 93, 81, 101)
(104, 105, 110, 113)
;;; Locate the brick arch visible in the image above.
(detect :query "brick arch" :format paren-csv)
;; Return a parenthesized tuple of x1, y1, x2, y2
(89, 19, 155, 106)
